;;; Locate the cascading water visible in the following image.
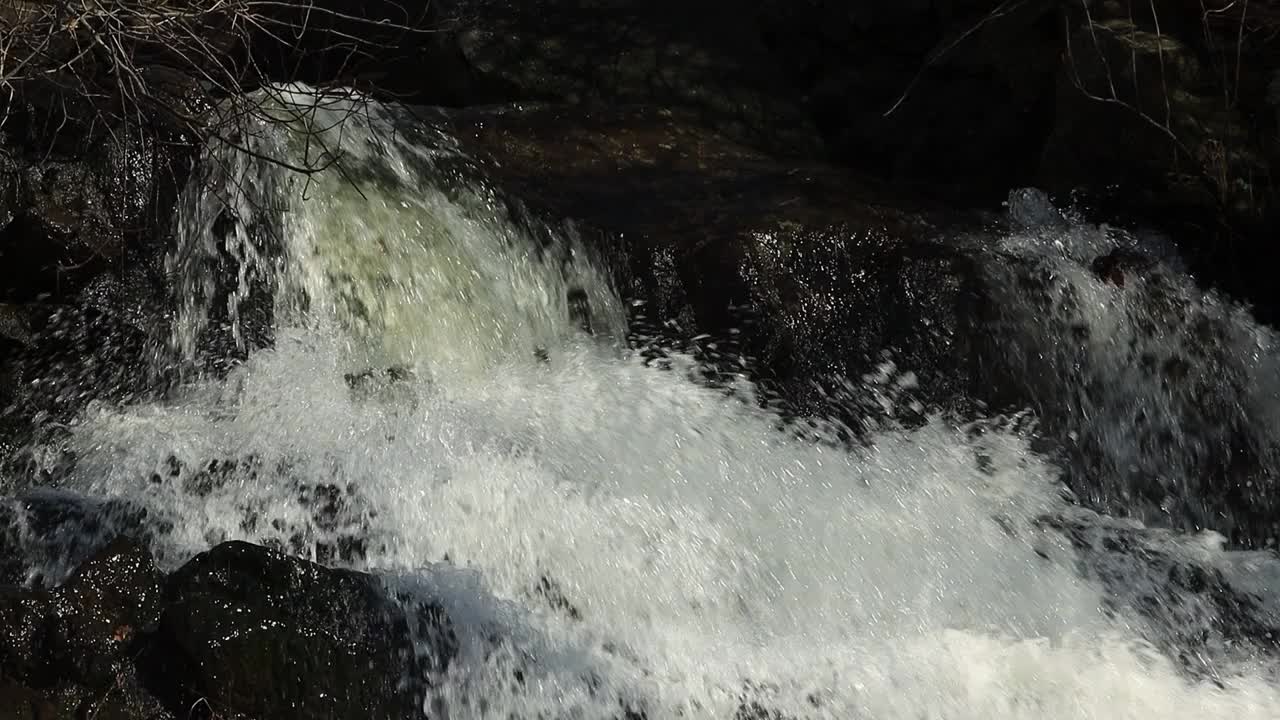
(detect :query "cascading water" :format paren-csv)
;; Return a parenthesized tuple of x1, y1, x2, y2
(167, 89, 624, 378)
(16, 88, 1280, 718)
(983, 190, 1280, 547)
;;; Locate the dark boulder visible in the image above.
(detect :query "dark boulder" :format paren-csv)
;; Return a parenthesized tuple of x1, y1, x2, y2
(0, 538, 172, 720)
(140, 541, 456, 720)
(0, 120, 179, 309)
(0, 492, 156, 589)
(0, 119, 182, 465)
(0, 539, 162, 688)
(433, 103, 987, 418)
(0, 584, 49, 687)
(48, 539, 166, 690)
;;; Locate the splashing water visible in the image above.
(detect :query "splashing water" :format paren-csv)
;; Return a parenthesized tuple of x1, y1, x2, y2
(168, 88, 623, 378)
(984, 190, 1280, 546)
(26, 89, 1280, 718)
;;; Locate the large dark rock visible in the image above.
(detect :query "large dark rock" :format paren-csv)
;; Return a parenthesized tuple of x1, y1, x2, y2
(49, 539, 166, 689)
(0, 122, 180, 307)
(430, 103, 987, 416)
(1, 111, 186, 466)
(0, 539, 163, 688)
(140, 541, 456, 720)
(2, 526, 458, 720)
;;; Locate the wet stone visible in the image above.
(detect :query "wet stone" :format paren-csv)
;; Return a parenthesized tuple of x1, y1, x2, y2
(0, 538, 172, 720)
(0, 585, 52, 687)
(0, 669, 173, 720)
(48, 538, 165, 690)
(140, 540, 457, 720)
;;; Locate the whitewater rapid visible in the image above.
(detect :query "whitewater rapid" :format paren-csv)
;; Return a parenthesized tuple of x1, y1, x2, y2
(20, 88, 1280, 718)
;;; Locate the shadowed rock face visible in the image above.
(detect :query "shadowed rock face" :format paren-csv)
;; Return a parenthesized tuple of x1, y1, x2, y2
(421, 0, 1279, 318)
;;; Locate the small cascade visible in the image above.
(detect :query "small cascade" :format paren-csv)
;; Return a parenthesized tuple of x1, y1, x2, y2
(165, 86, 624, 378)
(983, 190, 1280, 547)
(9, 92, 1280, 719)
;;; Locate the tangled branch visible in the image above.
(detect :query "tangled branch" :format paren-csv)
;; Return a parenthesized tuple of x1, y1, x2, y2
(0, 0, 437, 284)
(1061, 0, 1278, 214)
(0, 0, 434, 166)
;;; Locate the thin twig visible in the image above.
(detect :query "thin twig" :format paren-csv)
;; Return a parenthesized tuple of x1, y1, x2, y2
(884, 0, 1030, 117)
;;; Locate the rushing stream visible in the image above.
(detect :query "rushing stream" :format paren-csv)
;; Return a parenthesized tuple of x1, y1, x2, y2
(8, 87, 1280, 718)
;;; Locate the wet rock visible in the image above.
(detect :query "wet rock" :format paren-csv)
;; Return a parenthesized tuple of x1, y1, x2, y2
(1, 105, 188, 454)
(437, 103, 987, 417)
(0, 128, 176, 307)
(2, 302, 163, 454)
(19, 161, 115, 261)
(0, 538, 162, 687)
(0, 585, 50, 686)
(140, 541, 456, 720)
(0, 538, 172, 720)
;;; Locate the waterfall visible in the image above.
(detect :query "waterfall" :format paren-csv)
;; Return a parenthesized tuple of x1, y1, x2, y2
(20, 87, 1280, 719)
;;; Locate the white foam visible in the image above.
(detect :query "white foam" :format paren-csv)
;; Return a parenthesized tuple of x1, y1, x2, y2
(57, 330, 1280, 719)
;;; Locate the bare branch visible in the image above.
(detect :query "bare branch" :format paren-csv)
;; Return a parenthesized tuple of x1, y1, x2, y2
(884, 0, 1031, 117)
